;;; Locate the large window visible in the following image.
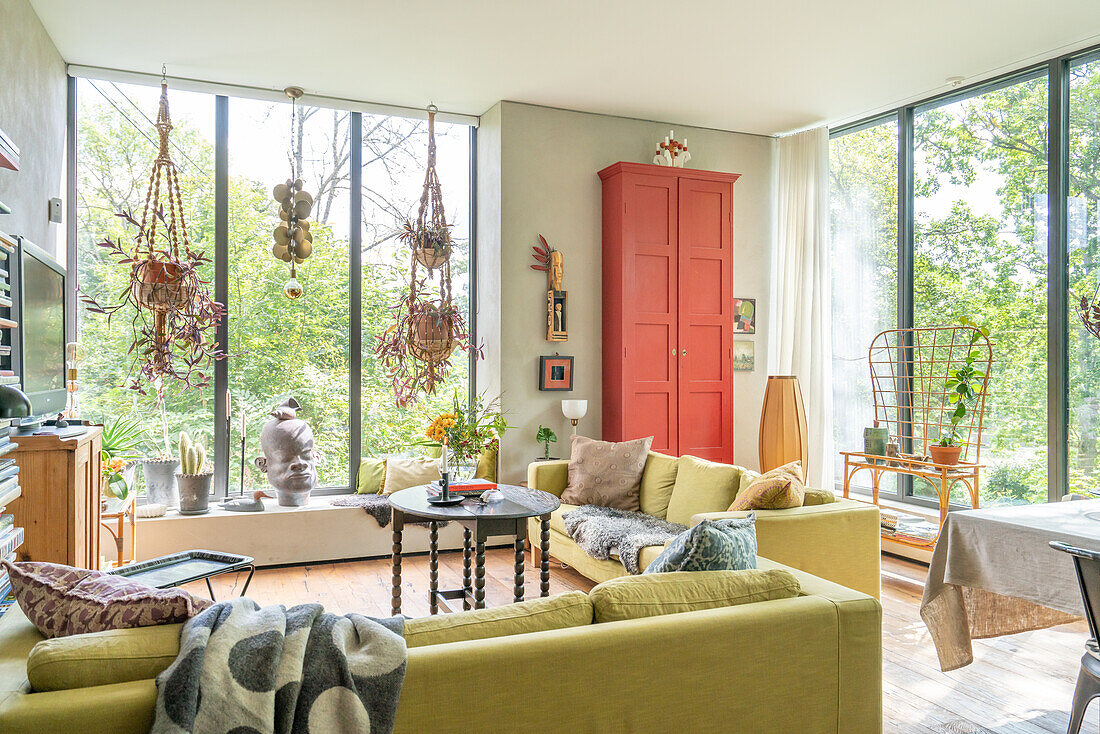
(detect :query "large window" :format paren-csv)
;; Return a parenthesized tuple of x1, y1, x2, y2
(831, 49, 1100, 506)
(75, 77, 474, 495)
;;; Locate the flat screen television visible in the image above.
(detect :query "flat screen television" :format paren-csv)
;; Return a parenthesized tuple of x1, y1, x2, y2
(14, 239, 66, 417)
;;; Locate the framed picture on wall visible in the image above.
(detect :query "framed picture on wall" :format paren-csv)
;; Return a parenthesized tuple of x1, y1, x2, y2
(731, 341, 755, 371)
(539, 355, 574, 391)
(732, 298, 756, 334)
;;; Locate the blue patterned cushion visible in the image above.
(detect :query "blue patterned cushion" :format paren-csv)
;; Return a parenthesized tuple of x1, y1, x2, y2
(642, 515, 757, 574)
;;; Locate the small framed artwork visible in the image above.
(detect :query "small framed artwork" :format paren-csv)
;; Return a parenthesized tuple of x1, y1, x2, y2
(732, 298, 756, 334)
(539, 355, 574, 391)
(731, 341, 755, 371)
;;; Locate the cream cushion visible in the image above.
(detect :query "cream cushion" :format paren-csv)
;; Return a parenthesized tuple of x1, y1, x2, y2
(382, 456, 440, 495)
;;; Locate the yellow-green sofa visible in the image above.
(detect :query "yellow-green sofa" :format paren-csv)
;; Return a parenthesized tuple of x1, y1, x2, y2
(528, 454, 882, 598)
(0, 558, 881, 733)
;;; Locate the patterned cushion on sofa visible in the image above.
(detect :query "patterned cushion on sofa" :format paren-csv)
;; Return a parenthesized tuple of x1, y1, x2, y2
(2, 560, 211, 639)
(643, 515, 757, 574)
(561, 435, 653, 512)
(730, 460, 805, 510)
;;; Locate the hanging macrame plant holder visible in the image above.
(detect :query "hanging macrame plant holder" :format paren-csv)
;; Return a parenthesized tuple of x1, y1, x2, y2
(374, 104, 469, 406)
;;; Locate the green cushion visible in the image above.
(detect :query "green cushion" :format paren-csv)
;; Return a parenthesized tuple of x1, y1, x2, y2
(475, 449, 498, 483)
(589, 569, 801, 624)
(665, 455, 743, 526)
(803, 488, 837, 506)
(27, 623, 184, 692)
(355, 458, 387, 494)
(403, 591, 593, 648)
(639, 452, 679, 519)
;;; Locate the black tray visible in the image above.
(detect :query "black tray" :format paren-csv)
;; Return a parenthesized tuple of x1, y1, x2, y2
(108, 549, 254, 591)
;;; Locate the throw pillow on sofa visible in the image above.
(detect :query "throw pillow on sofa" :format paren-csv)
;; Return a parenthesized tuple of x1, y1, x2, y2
(382, 456, 441, 494)
(664, 455, 743, 526)
(639, 451, 679, 519)
(730, 460, 805, 510)
(2, 560, 210, 639)
(561, 435, 653, 512)
(643, 516, 757, 574)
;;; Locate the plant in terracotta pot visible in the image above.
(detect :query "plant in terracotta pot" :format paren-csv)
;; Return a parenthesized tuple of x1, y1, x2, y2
(929, 320, 989, 466)
(402, 218, 452, 270)
(176, 431, 213, 515)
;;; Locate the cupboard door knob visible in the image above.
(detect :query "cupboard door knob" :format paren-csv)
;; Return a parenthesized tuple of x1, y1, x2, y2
(682, 349, 687, 356)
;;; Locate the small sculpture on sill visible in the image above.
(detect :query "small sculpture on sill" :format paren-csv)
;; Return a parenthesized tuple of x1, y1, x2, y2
(220, 489, 273, 513)
(531, 234, 567, 342)
(255, 398, 319, 507)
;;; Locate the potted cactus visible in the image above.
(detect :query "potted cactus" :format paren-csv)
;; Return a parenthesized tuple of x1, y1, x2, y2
(175, 431, 213, 515)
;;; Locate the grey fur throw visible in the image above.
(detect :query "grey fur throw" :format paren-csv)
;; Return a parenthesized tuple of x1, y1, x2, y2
(152, 598, 406, 734)
(562, 505, 686, 574)
(330, 493, 447, 528)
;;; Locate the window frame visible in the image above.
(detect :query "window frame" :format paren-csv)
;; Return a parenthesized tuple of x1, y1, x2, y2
(830, 44, 1100, 506)
(68, 76, 478, 498)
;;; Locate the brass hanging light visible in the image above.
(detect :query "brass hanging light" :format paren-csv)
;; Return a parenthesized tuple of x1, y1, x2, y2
(271, 86, 314, 299)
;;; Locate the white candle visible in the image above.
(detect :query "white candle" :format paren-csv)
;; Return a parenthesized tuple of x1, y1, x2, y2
(440, 438, 448, 472)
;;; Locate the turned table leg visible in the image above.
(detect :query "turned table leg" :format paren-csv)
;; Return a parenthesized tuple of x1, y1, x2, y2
(514, 535, 525, 603)
(462, 527, 473, 611)
(540, 515, 551, 597)
(428, 521, 439, 615)
(474, 535, 486, 610)
(391, 510, 404, 616)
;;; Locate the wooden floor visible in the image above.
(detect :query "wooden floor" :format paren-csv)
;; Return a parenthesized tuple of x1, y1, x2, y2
(185, 552, 1092, 734)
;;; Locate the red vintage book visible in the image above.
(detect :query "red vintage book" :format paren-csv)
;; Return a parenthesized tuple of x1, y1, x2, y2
(429, 479, 498, 495)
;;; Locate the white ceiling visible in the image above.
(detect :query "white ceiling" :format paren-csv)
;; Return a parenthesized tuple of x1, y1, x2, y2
(29, 0, 1100, 136)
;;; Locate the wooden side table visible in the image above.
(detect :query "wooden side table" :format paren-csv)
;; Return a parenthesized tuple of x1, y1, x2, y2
(388, 485, 560, 615)
(101, 494, 136, 568)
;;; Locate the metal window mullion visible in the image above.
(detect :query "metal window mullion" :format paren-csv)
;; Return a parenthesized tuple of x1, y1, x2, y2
(65, 76, 78, 342)
(349, 112, 362, 491)
(213, 95, 229, 499)
(468, 125, 478, 408)
(1048, 58, 1070, 502)
(898, 107, 916, 499)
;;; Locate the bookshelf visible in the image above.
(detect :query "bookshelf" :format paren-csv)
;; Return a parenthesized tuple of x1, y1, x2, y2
(0, 124, 23, 607)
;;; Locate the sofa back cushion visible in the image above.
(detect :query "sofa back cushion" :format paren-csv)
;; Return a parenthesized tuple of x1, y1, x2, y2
(731, 460, 805, 511)
(638, 452, 679, 519)
(27, 621, 184, 692)
(560, 435, 653, 512)
(665, 455, 743, 526)
(3, 560, 209, 639)
(404, 591, 593, 648)
(589, 569, 801, 623)
(643, 516, 757, 574)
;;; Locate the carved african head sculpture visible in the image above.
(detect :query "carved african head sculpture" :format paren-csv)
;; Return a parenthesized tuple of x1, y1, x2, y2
(254, 398, 318, 506)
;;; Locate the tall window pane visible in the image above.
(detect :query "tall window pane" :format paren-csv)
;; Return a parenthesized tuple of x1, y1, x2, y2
(76, 79, 216, 470)
(913, 74, 1049, 505)
(829, 121, 898, 492)
(1069, 57, 1100, 495)
(228, 99, 350, 490)
(360, 120, 471, 455)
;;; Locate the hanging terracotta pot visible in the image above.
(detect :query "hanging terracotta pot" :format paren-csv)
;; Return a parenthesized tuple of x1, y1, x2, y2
(130, 260, 194, 311)
(407, 306, 456, 362)
(414, 245, 451, 270)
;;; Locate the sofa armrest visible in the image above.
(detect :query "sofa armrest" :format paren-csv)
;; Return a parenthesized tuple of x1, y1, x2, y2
(0, 679, 156, 734)
(527, 460, 569, 497)
(693, 499, 882, 599)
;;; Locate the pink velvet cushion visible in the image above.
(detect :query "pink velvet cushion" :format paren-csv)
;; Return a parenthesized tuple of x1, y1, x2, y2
(2, 559, 211, 638)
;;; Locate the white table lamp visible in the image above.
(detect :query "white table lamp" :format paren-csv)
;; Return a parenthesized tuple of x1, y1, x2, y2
(561, 399, 588, 436)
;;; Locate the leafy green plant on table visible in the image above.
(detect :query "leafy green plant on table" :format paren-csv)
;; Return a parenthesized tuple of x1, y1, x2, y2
(937, 318, 990, 448)
(100, 414, 150, 500)
(535, 425, 557, 460)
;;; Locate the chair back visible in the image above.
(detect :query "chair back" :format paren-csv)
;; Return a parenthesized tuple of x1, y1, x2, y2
(1050, 540, 1100, 647)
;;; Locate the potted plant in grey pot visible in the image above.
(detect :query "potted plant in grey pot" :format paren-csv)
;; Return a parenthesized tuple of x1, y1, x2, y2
(141, 396, 181, 507)
(176, 431, 213, 515)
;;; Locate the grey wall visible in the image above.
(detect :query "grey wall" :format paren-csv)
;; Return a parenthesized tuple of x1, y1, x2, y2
(0, 0, 66, 258)
(479, 101, 777, 483)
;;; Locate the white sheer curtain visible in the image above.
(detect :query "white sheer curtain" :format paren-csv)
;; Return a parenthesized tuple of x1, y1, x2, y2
(770, 126, 833, 489)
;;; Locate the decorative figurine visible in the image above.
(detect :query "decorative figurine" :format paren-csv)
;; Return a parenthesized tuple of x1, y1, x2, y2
(531, 234, 567, 342)
(255, 398, 319, 506)
(653, 130, 691, 168)
(220, 489, 272, 513)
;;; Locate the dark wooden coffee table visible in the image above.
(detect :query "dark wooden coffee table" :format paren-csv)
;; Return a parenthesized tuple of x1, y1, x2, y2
(388, 485, 560, 615)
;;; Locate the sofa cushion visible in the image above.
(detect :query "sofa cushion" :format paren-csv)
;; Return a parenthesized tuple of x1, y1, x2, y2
(803, 488, 837, 506)
(355, 457, 387, 494)
(639, 452, 679, 519)
(404, 591, 593, 648)
(665, 455, 743, 526)
(561, 435, 653, 512)
(731, 460, 805, 510)
(27, 622, 183, 692)
(382, 456, 440, 495)
(643, 516, 757, 574)
(588, 569, 801, 623)
(3, 561, 210, 639)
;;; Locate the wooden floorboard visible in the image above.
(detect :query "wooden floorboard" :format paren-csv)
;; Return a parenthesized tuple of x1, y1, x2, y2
(183, 551, 1092, 733)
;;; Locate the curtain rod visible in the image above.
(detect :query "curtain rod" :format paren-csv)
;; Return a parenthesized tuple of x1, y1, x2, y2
(66, 64, 481, 127)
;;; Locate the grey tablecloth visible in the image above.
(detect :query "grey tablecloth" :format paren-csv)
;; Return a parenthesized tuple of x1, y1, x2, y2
(920, 500, 1098, 671)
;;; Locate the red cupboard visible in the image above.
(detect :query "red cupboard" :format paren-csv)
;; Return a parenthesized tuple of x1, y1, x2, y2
(599, 162, 741, 462)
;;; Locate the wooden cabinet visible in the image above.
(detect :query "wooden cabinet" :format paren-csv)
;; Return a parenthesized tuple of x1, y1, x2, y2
(7, 427, 103, 568)
(599, 162, 740, 462)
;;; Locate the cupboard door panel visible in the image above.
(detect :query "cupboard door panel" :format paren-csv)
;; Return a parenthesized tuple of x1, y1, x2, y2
(677, 178, 733, 462)
(622, 174, 678, 454)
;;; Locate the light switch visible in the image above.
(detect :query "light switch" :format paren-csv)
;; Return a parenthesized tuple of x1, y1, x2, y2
(48, 197, 62, 223)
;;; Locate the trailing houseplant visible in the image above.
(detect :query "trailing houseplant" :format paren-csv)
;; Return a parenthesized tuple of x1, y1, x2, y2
(930, 318, 990, 466)
(402, 218, 452, 270)
(175, 431, 213, 515)
(535, 424, 558, 461)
